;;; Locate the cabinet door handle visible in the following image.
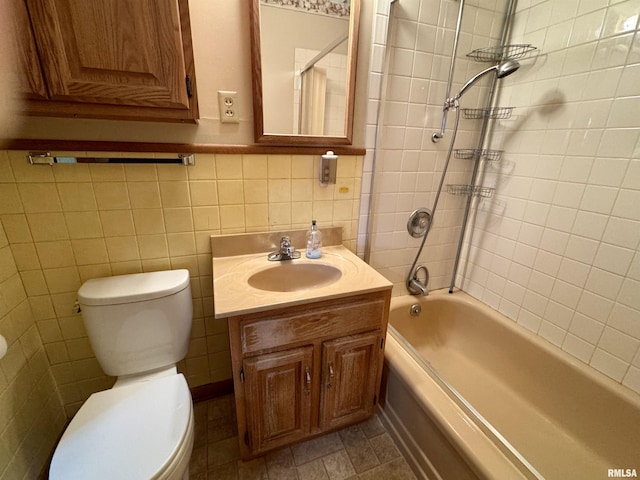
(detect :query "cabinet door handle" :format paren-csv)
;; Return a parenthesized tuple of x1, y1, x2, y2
(327, 362, 334, 389)
(304, 367, 311, 395)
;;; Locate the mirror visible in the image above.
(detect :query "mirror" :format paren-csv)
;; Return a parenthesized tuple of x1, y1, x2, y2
(249, 0, 360, 145)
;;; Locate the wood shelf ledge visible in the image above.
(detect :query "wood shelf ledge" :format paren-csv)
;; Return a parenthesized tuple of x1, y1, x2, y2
(4, 139, 366, 156)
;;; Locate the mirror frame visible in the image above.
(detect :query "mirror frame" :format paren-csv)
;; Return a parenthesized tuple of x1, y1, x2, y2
(249, 0, 360, 146)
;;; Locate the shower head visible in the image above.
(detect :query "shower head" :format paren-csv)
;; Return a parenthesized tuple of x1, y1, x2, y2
(497, 59, 520, 78)
(451, 59, 520, 104)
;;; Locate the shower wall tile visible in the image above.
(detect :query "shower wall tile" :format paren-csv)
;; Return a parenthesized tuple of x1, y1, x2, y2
(358, 0, 640, 395)
(459, 0, 640, 394)
(365, 0, 507, 292)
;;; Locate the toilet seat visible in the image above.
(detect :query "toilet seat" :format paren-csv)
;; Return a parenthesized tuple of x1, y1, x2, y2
(49, 374, 193, 480)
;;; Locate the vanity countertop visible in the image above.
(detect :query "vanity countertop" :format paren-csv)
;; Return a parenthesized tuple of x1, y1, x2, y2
(212, 245, 392, 318)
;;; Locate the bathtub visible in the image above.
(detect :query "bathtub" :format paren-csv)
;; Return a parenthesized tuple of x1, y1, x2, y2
(379, 290, 640, 480)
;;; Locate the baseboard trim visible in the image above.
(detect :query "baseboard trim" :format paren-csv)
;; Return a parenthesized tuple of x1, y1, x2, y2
(191, 379, 234, 403)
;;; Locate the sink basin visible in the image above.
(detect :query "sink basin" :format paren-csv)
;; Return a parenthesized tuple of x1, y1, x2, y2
(248, 263, 342, 292)
(213, 242, 393, 317)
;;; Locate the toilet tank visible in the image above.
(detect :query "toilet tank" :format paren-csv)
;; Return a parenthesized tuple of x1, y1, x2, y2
(77, 270, 192, 377)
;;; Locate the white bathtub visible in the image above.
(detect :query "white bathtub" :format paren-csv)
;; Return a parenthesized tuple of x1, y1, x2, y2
(380, 290, 640, 480)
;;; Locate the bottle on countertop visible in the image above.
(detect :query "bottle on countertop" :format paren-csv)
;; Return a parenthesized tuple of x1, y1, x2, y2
(305, 220, 322, 259)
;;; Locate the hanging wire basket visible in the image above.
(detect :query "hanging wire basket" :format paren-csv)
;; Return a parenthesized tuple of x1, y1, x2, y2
(466, 44, 537, 62)
(446, 184, 495, 198)
(454, 149, 503, 162)
(461, 107, 513, 120)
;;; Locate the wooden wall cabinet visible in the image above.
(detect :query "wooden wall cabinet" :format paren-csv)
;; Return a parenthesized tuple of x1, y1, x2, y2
(228, 291, 390, 459)
(10, 0, 198, 123)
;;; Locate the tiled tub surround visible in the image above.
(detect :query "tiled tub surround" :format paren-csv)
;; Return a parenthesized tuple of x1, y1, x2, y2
(364, 0, 512, 293)
(0, 150, 363, 416)
(384, 290, 640, 479)
(362, 0, 640, 395)
(458, 0, 640, 393)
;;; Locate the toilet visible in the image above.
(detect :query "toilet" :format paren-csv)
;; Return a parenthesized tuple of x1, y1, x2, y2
(49, 269, 195, 480)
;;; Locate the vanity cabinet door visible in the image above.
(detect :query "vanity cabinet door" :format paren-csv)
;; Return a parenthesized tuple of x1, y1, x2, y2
(320, 331, 381, 430)
(243, 346, 314, 455)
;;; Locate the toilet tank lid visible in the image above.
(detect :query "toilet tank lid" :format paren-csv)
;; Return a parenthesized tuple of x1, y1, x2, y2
(78, 269, 190, 306)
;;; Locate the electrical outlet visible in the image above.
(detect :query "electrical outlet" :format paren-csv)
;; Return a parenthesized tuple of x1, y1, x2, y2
(218, 90, 240, 124)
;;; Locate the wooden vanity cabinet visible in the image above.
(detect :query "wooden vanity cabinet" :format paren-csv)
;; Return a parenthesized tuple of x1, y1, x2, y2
(11, 0, 198, 122)
(228, 291, 391, 459)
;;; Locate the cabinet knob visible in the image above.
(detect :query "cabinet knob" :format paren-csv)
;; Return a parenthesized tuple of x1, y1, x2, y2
(327, 362, 334, 388)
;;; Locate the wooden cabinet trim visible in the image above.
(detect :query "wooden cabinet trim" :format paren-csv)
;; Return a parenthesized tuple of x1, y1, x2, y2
(239, 295, 386, 355)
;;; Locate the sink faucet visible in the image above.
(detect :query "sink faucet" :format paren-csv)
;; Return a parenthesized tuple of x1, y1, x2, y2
(268, 236, 301, 261)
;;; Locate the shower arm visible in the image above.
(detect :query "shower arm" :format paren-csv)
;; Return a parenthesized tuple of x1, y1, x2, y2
(447, 64, 504, 107)
(441, 61, 517, 112)
(433, 61, 510, 141)
(434, 65, 500, 142)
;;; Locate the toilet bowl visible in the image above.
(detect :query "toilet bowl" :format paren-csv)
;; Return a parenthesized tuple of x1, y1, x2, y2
(49, 371, 194, 479)
(49, 270, 194, 479)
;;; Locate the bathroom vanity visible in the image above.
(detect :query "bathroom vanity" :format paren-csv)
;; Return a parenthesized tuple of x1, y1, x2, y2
(211, 229, 391, 459)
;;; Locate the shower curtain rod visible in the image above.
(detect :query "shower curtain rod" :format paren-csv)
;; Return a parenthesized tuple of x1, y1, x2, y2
(299, 32, 349, 75)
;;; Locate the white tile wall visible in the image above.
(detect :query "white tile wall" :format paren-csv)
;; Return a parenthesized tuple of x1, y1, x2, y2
(363, 0, 509, 293)
(460, 0, 640, 393)
(361, 0, 640, 394)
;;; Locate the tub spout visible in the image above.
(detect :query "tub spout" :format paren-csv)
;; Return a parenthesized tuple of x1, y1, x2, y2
(407, 265, 429, 296)
(409, 278, 428, 295)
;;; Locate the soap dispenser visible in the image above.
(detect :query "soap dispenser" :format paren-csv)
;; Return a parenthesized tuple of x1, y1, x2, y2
(305, 220, 322, 259)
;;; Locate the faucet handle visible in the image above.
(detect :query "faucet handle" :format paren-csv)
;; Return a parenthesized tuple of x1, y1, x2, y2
(269, 236, 300, 260)
(280, 236, 294, 254)
(279, 236, 300, 259)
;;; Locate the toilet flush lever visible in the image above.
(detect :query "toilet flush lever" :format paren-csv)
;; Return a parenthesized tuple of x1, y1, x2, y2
(73, 300, 81, 314)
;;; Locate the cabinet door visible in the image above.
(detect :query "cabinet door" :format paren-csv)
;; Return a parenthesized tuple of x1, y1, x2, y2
(8, 0, 49, 99)
(320, 331, 381, 430)
(243, 346, 313, 455)
(25, 0, 191, 110)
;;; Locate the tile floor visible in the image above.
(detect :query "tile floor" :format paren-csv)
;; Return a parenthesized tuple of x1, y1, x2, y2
(189, 394, 418, 480)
